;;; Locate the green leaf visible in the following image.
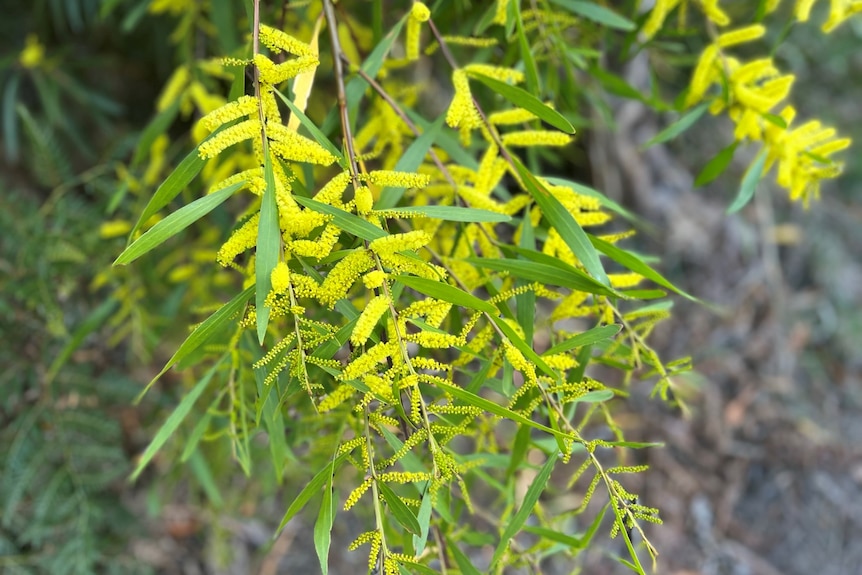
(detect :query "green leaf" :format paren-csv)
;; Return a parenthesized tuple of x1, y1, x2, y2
(468, 73, 574, 134)
(273, 88, 346, 166)
(467, 257, 617, 297)
(378, 482, 421, 535)
(396, 275, 497, 314)
(412, 488, 434, 556)
(506, 424, 532, 480)
(512, 157, 608, 285)
(571, 389, 614, 404)
(549, 0, 636, 30)
(728, 148, 768, 214)
(294, 195, 387, 241)
(376, 113, 447, 209)
(275, 453, 350, 537)
(447, 536, 483, 575)
(132, 100, 180, 168)
(130, 357, 226, 481)
(188, 448, 224, 508)
(313, 464, 337, 575)
(379, 205, 511, 223)
(256, 152, 280, 343)
(641, 102, 709, 149)
(438, 380, 570, 441)
(542, 324, 621, 356)
(588, 235, 699, 301)
(137, 285, 254, 402)
(491, 452, 559, 567)
(131, 144, 208, 236)
(115, 182, 243, 265)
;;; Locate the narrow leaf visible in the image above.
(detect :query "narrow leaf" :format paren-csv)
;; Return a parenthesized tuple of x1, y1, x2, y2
(380, 205, 511, 222)
(378, 482, 421, 535)
(571, 389, 614, 404)
(274, 87, 345, 166)
(256, 152, 279, 343)
(294, 195, 387, 241)
(491, 452, 559, 567)
(130, 357, 225, 481)
(542, 324, 620, 356)
(549, 0, 636, 30)
(438, 381, 571, 441)
(115, 182, 243, 265)
(396, 275, 497, 314)
(131, 144, 208, 236)
(514, 4, 540, 95)
(412, 488, 433, 556)
(728, 148, 768, 214)
(588, 234, 699, 301)
(469, 73, 574, 134)
(512, 157, 608, 285)
(137, 285, 254, 402)
(544, 176, 640, 223)
(275, 453, 350, 536)
(313, 464, 336, 575)
(641, 102, 709, 149)
(447, 536, 483, 575)
(467, 257, 616, 297)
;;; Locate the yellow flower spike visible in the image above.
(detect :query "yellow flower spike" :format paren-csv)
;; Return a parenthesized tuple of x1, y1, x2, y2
(260, 85, 282, 124)
(270, 261, 291, 295)
(315, 171, 352, 206)
(715, 25, 766, 48)
(267, 123, 337, 165)
(350, 295, 390, 346)
(362, 270, 387, 289)
(354, 186, 374, 214)
(730, 58, 779, 84)
(795, 0, 818, 21)
(217, 213, 260, 266)
(822, 0, 862, 32)
(759, 75, 795, 102)
(100, 220, 132, 239)
(254, 53, 319, 85)
(363, 170, 431, 188)
(258, 24, 315, 57)
(501, 130, 572, 147)
(493, 0, 508, 24)
(198, 95, 258, 132)
(643, 0, 681, 39)
(464, 64, 524, 84)
(19, 34, 45, 69)
(341, 341, 397, 381)
(157, 66, 190, 112)
(318, 250, 376, 308)
(369, 230, 432, 256)
(446, 69, 476, 129)
(701, 0, 730, 25)
(488, 107, 539, 125)
(198, 119, 261, 159)
(810, 137, 852, 157)
(210, 169, 266, 196)
(685, 45, 719, 107)
(406, 2, 431, 61)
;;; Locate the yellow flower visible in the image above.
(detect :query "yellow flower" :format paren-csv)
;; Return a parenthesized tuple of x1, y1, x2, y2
(267, 122, 337, 165)
(99, 220, 132, 239)
(19, 34, 45, 69)
(254, 53, 319, 85)
(217, 213, 259, 266)
(822, 0, 862, 32)
(501, 130, 572, 147)
(363, 170, 430, 189)
(198, 119, 261, 159)
(198, 95, 258, 132)
(406, 3, 431, 61)
(715, 25, 766, 48)
(270, 261, 291, 295)
(464, 64, 524, 84)
(258, 24, 315, 57)
(318, 250, 375, 307)
(350, 295, 389, 346)
(369, 230, 431, 256)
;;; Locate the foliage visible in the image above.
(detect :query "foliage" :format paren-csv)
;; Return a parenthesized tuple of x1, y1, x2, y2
(3, 0, 858, 574)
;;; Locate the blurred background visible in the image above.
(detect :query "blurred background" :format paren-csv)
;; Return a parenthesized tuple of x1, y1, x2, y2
(1, 1, 860, 574)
